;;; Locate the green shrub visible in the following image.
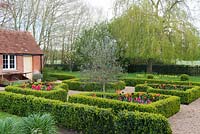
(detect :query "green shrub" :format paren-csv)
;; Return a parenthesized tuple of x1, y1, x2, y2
(0, 114, 58, 134)
(49, 73, 75, 80)
(115, 111, 171, 134)
(147, 74, 154, 79)
(42, 67, 53, 81)
(69, 92, 180, 117)
(180, 74, 189, 81)
(135, 84, 151, 92)
(18, 114, 57, 134)
(0, 118, 19, 134)
(120, 78, 199, 86)
(0, 92, 171, 134)
(5, 83, 68, 101)
(136, 84, 200, 104)
(63, 79, 126, 92)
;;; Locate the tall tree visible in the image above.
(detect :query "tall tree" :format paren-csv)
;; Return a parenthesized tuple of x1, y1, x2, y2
(111, 0, 200, 73)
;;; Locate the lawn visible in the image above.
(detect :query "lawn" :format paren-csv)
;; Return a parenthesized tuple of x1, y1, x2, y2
(48, 70, 200, 82)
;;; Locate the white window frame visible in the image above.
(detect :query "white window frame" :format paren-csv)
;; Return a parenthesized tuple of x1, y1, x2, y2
(3, 55, 16, 70)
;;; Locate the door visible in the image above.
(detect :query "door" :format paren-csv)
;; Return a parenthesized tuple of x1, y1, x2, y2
(23, 55, 32, 80)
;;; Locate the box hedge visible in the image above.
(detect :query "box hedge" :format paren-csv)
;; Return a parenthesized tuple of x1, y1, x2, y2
(48, 73, 76, 80)
(69, 92, 180, 118)
(135, 84, 200, 104)
(121, 78, 200, 86)
(5, 83, 68, 101)
(63, 79, 126, 92)
(0, 92, 171, 134)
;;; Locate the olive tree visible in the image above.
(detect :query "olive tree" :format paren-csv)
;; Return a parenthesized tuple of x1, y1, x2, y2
(75, 23, 122, 92)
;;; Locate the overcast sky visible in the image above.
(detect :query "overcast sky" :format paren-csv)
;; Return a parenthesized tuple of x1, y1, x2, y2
(84, 0, 200, 30)
(84, 0, 115, 19)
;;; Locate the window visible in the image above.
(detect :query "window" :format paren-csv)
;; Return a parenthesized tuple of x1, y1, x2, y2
(3, 55, 16, 70)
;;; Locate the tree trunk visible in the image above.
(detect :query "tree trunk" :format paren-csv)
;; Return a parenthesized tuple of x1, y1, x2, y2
(147, 59, 153, 73)
(102, 82, 106, 93)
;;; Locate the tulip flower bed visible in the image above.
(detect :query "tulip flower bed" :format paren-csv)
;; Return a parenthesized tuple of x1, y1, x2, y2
(31, 83, 53, 91)
(135, 84, 200, 104)
(115, 91, 162, 104)
(147, 84, 192, 91)
(69, 92, 180, 117)
(5, 82, 68, 101)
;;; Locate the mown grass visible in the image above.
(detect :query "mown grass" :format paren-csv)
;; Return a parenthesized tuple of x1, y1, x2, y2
(47, 69, 200, 82)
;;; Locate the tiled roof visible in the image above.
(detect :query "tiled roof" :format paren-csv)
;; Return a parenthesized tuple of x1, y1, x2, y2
(0, 29, 43, 55)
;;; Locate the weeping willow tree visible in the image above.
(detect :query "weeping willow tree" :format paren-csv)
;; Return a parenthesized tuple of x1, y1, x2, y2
(110, 0, 200, 73)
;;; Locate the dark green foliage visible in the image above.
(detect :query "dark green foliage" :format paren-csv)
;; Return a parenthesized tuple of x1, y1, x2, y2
(42, 67, 75, 81)
(121, 78, 200, 86)
(136, 84, 200, 104)
(147, 74, 154, 79)
(69, 92, 180, 117)
(180, 74, 189, 81)
(135, 84, 151, 92)
(48, 73, 75, 80)
(63, 79, 126, 91)
(127, 64, 200, 76)
(0, 92, 171, 134)
(5, 83, 68, 101)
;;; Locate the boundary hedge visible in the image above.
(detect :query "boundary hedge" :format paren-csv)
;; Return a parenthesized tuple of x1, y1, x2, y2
(0, 92, 171, 134)
(121, 78, 200, 86)
(69, 92, 180, 118)
(127, 64, 200, 75)
(63, 79, 126, 92)
(5, 83, 68, 101)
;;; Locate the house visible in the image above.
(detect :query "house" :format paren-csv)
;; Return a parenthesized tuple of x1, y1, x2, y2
(0, 29, 43, 83)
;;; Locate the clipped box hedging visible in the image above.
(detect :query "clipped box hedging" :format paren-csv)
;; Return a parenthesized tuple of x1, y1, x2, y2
(0, 92, 171, 134)
(69, 92, 180, 118)
(135, 84, 200, 104)
(120, 78, 200, 86)
(5, 83, 68, 101)
(63, 79, 126, 92)
(115, 111, 171, 134)
(48, 73, 76, 80)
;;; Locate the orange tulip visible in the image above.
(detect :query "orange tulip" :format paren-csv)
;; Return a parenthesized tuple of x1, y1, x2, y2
(116, 90, 121, 95)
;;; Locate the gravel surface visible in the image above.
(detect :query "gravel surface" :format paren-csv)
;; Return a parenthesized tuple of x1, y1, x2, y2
(0, 87, 4, 91)
(169, 98, 200, 134)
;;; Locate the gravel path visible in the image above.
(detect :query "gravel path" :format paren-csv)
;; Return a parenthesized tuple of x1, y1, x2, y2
(169, 98, 200, 134)
(0, 87, 4, 91)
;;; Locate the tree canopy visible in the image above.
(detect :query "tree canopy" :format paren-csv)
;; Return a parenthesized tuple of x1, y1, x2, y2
(110, 1, 200, 72)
